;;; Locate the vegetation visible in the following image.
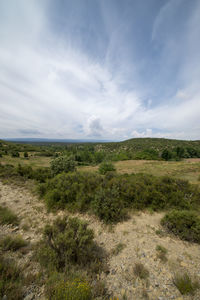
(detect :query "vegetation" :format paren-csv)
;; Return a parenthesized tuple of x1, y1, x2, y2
(156, 245, 168, 262)
(98, 161, 116, 174)
(35, 217, 108, 299)
(0, 235, 27, 251)
(161, 210, 200, 243)
(0, 254, 24, 300)
(1, 138, 200, 298)
(0, 205, 19, 226)
(173, 272, 199, 295)
(36, 217, 96, 270)
(111, 243, 126, 256)
(38, 171, 200, 223)
(50, 156, 76, 175)
(46, 274, 92, 300)
(133, 262, 149, 279)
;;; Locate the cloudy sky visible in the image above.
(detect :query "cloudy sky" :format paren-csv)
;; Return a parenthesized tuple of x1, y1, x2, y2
(0, 0, 200, 141)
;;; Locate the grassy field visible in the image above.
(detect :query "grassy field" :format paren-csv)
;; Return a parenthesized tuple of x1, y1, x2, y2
(79, 159, 200, 186)
(0, 153, 51, 169)
(1, 153, 200, 186)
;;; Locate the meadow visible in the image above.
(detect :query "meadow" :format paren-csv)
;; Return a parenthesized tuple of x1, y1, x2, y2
(80, 159, 200, 186)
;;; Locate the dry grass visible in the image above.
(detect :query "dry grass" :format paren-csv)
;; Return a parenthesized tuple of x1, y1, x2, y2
(1, 154, 51, 169)
(79, 159, 200, 186)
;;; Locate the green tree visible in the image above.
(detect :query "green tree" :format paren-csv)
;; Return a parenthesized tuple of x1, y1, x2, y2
(176, 147, 185, 158)
(11, 151, 19, 158)
(24, 151, 28, 158)
(161, 149, 172, 161)
(50, 156, 76, 175)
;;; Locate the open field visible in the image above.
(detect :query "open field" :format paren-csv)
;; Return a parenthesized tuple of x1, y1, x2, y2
(1, 152, 200, 186)
(79, 159, 200, 186)
(0, 153, 51, 169)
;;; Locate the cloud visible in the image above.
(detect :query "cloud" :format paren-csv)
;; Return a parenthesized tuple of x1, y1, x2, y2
(85, 116, 104, 137)
(0, 1, 200, 141)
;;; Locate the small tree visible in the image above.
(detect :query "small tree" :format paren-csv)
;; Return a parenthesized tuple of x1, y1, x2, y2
(161, 149, 172, 161)
(37, 217, 95, 270)
(11, 151, 19, 158)
(98, 161, 116, 175)
(24, 152, 28, 158)
(50, 156, 76, 175)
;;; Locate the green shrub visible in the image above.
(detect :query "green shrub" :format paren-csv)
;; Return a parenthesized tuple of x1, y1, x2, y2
(24, 152, 28, 158)
(111, 243, 126, 256)
(0, 206, 19, 226)
(50, 156, 76, 175)
(49, 277, 92, 300)
(161, 210, 200, 243)
(0, 235, 27, 251)
(11, 151, 19, 157)
(98, 161, 116, 175)
(43, 172, 102, 211)
(36, 217, 95, 271)
(156, 245, 168, 262)
(92, 187, 127, 223)
(173, 272, 199, 295)
(39, 172, 200, 223)
(133, 262, 149, 279)
(17, 164, 52, 183)
(0, 255, 23, 300)
(0, 164, 18, 179)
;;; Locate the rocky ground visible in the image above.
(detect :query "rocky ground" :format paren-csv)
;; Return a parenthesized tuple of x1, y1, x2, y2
(0, 180, 200, 300)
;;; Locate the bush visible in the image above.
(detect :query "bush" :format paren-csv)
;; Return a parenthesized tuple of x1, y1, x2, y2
(111, 243, 126, 256)
(50, 156, 76, 175)
(98, 161, 116, 175)
(46, 274, 92, 300)
(36, 217, 95, 271)
(0, 235, 27, 251)
(92, 187, 127, 223)
(43, 172, 102, 211)
(24, 152, 28, 158)
(0, 164, 18, 179)
(133, 262, 149, 279)
(39, 172, 200, 223)
(0, 206, 19, 226)
(161, 210, 200, 243)
(0, 255, 23, 300)
(173, 272, 199, 295)
(156, 245, 168, 262)
(17, 164, 52, 183)
(11, 151, 20, 157)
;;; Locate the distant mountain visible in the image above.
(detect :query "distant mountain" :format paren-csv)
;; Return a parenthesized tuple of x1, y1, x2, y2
(4, 138, 114, 144)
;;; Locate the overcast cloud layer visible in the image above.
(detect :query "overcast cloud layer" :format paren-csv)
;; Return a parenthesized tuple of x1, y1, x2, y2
(0, 0, 200, 140)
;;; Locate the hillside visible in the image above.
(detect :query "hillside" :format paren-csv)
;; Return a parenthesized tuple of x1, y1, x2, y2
(96, 137, 200, 152)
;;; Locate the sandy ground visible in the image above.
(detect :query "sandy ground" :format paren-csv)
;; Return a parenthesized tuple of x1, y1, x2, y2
(0, 181, 200, 300)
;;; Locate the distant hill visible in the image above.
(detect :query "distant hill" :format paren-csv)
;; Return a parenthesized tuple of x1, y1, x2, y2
(3, 138, 113, 144)
(95, 138, 200, 160)
(97, 137, 200, 150)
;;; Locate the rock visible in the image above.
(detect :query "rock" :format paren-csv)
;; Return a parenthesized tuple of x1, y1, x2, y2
(2, 295, 7, 300)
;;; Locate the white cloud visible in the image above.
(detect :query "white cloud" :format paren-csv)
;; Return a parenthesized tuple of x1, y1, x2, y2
(0, 1, 200, 141)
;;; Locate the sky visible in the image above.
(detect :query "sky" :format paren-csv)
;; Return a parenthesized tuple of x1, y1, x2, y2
(0, 0, 200, 141)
